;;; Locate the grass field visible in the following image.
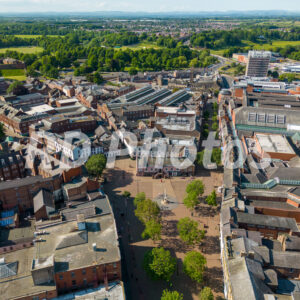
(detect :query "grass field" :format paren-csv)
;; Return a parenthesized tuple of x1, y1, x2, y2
(211, 40, 300, 57)
(0, 46, 44, 54)
(1, 69, 26, 81)
(14, 35, 60, 39)
(242, 40, 300, 50)
(117, 42, 162, 50)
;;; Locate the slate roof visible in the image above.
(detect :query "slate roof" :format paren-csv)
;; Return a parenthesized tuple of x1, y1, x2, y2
(284, 235, 300, 251)
(236, 212, 300, 232)
(33, 189, 54, 213)
(270, 250, 300, 269)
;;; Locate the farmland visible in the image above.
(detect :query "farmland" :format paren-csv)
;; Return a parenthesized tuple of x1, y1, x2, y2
(0, 69, 26, 81)
(0, 46, 44, 54)
(13, 35, 60, 39)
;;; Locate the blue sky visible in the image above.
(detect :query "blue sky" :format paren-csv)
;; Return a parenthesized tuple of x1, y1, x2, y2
(0, 0, 299, 13)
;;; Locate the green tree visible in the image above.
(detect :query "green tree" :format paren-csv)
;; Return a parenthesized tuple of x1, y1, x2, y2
(85, 154, 107, 178)
(177, 217, 205, 245)
(93, 72, 104, 84)
(26, 66, 38, 78)
(7, 81, 27, 95)
(135, 198, 160, 224)
(0, 123, 5, 140)
(196, 151, 204, 166)
(129, 67, 138, 76)
(202, 129, 209, 138)
(212, 122, 218, 131)
(161, 289, 183, 300)
(186, 180, 204, 197)
(134, 192, 146, 207)
(46, 67, 59, 79)
(211, 148, 222, 165)
(272, 71, 279, 79)
(212, 102, 218, 111)
(203, 111, 210, 120)
(142, 219, 162, 241)
(199, 287, 214, 300)
(143, 247, 176, 281)
(183, 192, 199, 211)
(183, 251, 206, 283)
(205, 190, 217, 206)
(122, 191, 131, 198)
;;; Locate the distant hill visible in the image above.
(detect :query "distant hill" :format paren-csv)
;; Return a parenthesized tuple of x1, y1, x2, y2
(0, 10, 300, 18)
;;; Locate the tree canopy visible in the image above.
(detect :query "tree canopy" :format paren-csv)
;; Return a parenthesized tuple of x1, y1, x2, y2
(7, 81, 27, 95)
(142, 219, 162, 241)
(122, 191, 131, 198)
(85, 154, 107, 178)
(211, 148, 222, 166)
(183, 191, 199, 211)
(133, 192, 146, 207)
(0, 123, 5, 140)
(177, 217, 205, 245)
(186, 180, 205, 197)
(183, 251, 206, 283)
(205, 190, 217, 206)
(135, 198, 160, 224)
(199, 287, 214, 300)
(161, 289, 183, 300)
(143, 247, 176, 281)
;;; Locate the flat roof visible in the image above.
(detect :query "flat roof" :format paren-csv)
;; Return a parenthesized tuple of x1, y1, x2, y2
(56, 98, 79, 104)
(35, 213, 120, 272)
(23, 104, 55, 115)
(256, 134, 295, 155)
(0, 226, 34, 246)
(0, 247, 56, 299)
(54, 281, 125, 300)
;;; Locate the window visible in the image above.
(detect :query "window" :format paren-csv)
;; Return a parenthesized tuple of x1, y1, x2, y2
(113, 263, 117, 269)
(248, 112, 257, 122)
(71, 272, 75, 278)
(82, 269, 86, 275)
(83, 278, 87, 285)
(267, 114, 275, 123)
(276, 115, 285, 124)
(72, 280, 76, 286)
(257, 113, 265, 123)
(92, 267, 96, 273)
(59, 274, 63, 280)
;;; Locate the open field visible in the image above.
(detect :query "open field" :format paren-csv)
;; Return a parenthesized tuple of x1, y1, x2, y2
(117, 42, 162, 50)
(0, 46, 43, 54)
(14, 34, 60, 38)
(211, 40, 300, 56)
(1, 69, 26, 81)
(105, 158, 224, 300)
(243, 40, 300, 49)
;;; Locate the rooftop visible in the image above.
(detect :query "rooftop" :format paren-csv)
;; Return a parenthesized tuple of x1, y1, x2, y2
(0, 247, 56, 299)
(256, 134, 295, 154)
(237, 212, 299, 232)
(54, 281, 125, 300)
(35, 213, 120, 272)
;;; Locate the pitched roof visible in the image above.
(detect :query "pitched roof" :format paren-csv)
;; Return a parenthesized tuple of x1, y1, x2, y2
(0, 261, 18, 279)
(237, 212, 300, 232)
(33, 189, 54, 213)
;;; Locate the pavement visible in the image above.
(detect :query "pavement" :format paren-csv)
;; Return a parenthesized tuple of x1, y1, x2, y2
(104, 158, 224, 300)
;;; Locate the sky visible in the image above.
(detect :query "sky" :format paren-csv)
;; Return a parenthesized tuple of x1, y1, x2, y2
(0, 0, 299, 13)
